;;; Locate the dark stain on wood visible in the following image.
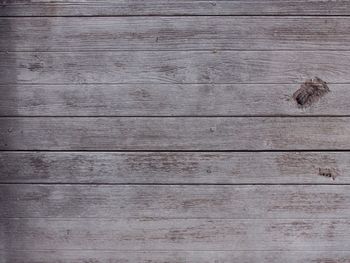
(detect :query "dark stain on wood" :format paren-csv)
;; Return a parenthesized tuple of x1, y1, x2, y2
(319, 168, 337, 180)
(293, 77, 330, 108)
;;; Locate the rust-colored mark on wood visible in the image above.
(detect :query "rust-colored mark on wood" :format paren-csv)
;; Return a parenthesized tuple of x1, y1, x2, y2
(293, 77, 330, 108)
(319, 168, 337, 180)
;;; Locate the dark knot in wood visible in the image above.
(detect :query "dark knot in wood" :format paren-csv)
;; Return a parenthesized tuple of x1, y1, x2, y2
(293, 77, 330, 108)
(319, 168, 337, 180)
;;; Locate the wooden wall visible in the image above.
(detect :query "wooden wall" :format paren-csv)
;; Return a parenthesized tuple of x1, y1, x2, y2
(1, 1, 350, 262)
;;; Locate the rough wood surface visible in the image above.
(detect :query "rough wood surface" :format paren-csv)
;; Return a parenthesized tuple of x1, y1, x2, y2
(0, 83, 347, 116)
(0, 151, 347, 184)
(2, 17, 350, 51)
(2, 250, 350, 263)
(2, 51, 350, 84)
(2, 0, 350, 260)
(1, 117, 349, 150)
(1, 0, 350, 16)
(2, 218, 350, 250)
(1, 185, 349, 218)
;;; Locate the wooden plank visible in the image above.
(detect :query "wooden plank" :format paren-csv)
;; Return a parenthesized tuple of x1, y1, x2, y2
(1, 51, 350, 84)
(0, 83, 348, 116)
(2, 17, 350, 51)
(0, 117, 350, 150)
(2, 218, 350, 250)
(1, 1, 350, 16)
(1, 185, 350, 218)
(0, 152, 347, 184)
(2, 250, 350, 263)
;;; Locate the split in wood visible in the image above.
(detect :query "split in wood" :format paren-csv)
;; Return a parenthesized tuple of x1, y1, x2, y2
(293, 77, 330, 108)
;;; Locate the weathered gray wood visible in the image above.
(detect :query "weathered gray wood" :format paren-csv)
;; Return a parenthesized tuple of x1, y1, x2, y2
(2, 1, 350, 260)
(2, 51, 350, 84)
(1, 117, 350, 150)
(1, 0, 350, 16)
(1, 185, 349, 218)
(0, 152, 347, 184)
(0, 83, 347, 116)
(2, 250, 350, 263)
(2, 218, 350, 250)
(2, 17, 350, 51)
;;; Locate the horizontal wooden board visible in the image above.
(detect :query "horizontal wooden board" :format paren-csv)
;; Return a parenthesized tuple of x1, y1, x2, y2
(2, 218, 350, 250)
(0, 117, 350, 150)
(0, 152, 347, 184)
(1, 185, 350, 218)
(0, 83, 347, 116)
(2, 250, 350, 263)
(1, 0, 350, 16)
(2, 17, 350, 51)
(2, 51, 350, 84)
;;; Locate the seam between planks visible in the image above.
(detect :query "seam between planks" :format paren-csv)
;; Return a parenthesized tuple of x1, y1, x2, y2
(3, 150, 350, 153)
(3, 116, 350, 118)
(3, 15, 350, 17)
(0, 182, 350, 186)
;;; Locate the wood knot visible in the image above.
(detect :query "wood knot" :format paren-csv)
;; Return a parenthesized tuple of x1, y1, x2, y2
(318, 168, 337, 180)
(293, 77, 329, 108)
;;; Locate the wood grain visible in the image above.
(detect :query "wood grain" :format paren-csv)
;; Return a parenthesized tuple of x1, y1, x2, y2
(2, 0, 350, 261)
(1, 0, 350, 16)
(2, 218, 350, 250)
(0, 151, 347, 184)
(2, 51, 350, 84)
(1, 185, 349, 218)
(1, 83, 347, 116)
(2, 250, 350, 263)
(0, 117, 349, 150)
(2, 17, 350, 51)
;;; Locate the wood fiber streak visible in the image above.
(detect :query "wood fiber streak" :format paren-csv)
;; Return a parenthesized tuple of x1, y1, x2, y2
(0, 83, 347, 116)
(2, 17, 350, 51)
(2, 218, 350, 250)
(0, 117, 349, 150)
(0, 152, 347, 184)
(0, 0, 350, 16)
(2, 0, 350, 260)
(2, 51, 350, 84)
(1, 185, 349, 219)
(2, 250, 350, 263)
